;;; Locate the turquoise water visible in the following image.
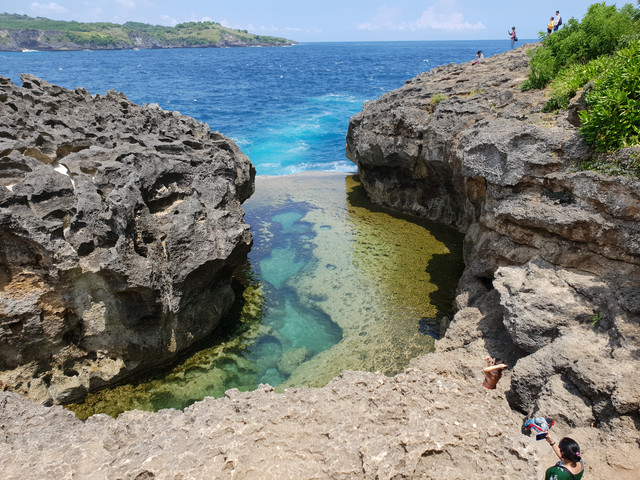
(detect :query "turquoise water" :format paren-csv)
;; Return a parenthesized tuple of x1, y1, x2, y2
(250, 207, 343, 384)
(69, 174, 464, 419)
(0, 43, 475, 416)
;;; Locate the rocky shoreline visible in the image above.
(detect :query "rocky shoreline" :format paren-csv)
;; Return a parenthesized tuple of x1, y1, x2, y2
(346, 44, 640, 430)
(346, 43, 640, 475)
(1, 45, 639, 479)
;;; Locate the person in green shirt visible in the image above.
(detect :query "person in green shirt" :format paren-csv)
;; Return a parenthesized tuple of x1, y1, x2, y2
(543, 433, 584, 479)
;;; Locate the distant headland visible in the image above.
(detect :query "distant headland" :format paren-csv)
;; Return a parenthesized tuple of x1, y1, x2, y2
(0, 13, 297, 51)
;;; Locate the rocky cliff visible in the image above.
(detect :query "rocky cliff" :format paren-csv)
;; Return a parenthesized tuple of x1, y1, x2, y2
(347, 44, 639, 455)
(0, 74, 254, 405)
(1, 47, 639, 479)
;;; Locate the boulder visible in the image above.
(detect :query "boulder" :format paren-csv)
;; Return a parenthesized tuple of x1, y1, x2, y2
(0, 75, 255, 404)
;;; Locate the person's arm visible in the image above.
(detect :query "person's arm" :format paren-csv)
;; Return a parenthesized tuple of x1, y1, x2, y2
(483, 363, 508, 373)
(545, 432, 562, 460)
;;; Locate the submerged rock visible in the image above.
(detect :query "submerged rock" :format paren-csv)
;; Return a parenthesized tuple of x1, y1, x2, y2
(0, 74, 255, 404)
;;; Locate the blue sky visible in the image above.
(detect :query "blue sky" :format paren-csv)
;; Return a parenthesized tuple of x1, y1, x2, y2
(2, 1, 634, 42)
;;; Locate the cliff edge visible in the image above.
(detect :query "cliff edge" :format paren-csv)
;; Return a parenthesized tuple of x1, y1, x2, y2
(347, 43, 639, 469)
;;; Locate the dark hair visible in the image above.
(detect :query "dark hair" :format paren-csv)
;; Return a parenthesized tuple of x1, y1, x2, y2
(559, 437, 581, 463)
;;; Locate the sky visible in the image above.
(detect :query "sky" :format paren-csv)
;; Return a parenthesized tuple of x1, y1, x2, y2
(1, 1, 635, 42)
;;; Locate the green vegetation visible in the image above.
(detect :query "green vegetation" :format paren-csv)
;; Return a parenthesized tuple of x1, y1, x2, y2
(576, 150, 640, 176)
(467, 88, 484, 98)
(591, 312, 603, 326)
(0, 13, 293, 48)
(521, 2, 640, 157)
(522, 3, 639, 90)
(579, 40, 640, 151)
(430, 93, 447, 106)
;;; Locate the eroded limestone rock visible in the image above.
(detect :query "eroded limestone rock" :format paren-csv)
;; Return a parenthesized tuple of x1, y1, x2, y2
(347, 44, 640, 461)
(0, 75, 255, 404)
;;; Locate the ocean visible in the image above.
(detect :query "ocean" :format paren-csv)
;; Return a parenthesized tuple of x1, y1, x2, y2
(1, 41, 507, 415)
(1, 40, 514, 175)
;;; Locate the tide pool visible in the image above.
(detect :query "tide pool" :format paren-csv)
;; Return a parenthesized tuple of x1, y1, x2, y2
(0, 41, 477, 417)
(68, 173, 464, 419)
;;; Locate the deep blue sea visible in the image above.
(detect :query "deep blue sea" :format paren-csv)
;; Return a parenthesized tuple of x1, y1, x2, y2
(1, 40, 514, 175)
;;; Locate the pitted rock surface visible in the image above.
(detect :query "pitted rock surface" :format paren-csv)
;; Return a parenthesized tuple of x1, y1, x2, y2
(0, 74, 254, 404)
(1, 352, 638, 479)
(1, 48, 639, 480)
(347, 44, 640, 467)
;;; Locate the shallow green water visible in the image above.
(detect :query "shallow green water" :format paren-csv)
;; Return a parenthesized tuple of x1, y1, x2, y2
(68, 173, 464, 419)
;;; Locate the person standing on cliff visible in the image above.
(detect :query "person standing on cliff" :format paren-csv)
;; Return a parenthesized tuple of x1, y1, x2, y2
(547, 17, 555, 35)
(554, 11, 562, 31)
(508, 27, 517, 49)
(482, 356, 508, 389)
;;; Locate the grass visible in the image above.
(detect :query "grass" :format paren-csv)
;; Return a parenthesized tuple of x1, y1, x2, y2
(430, 93, 447, 106)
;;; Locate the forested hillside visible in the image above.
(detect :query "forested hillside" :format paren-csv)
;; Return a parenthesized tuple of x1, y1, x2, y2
(0, 13, 295, 50)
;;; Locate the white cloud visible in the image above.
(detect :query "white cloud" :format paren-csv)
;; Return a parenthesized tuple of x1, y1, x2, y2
(357, 5, 403, 31)
(414, 3, 485, 31)
(358, 1, 485, 32)
(29, 2, 67, 15)
(283, 26, 322, 34)
(116, 0, 136, 10)
(160, 14, 177, 26)
(220, 20, 319, 35)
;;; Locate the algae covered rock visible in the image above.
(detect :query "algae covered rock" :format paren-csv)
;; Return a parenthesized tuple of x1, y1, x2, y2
(277, 347, 310, 375)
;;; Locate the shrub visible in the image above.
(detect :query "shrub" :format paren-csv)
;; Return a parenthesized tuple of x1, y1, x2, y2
(543, 54, 614, 111)
(523, 2, 639, 91)
(579, 40, 640, 151)
(522, 46, 557, 90)
(430, 93, 447, 106)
